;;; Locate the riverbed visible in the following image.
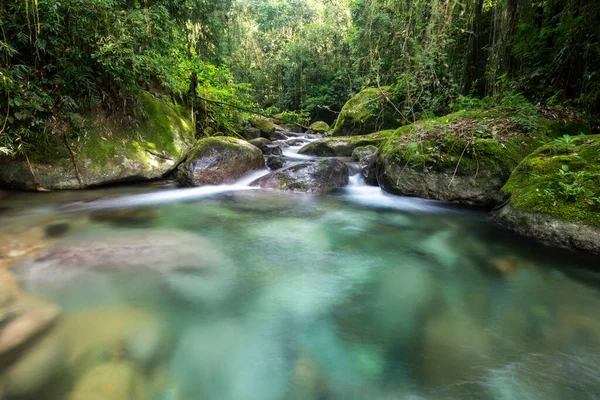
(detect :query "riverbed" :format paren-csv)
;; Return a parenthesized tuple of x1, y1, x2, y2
(1, 169, 600, 399)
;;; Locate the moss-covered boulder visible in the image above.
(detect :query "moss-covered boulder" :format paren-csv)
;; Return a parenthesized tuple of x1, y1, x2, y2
(0, 93, 195, 190)
(250, 159, 349, 193)
(493, 135, 600, 253)
(378, 108, 589, 205)
(308, 121, 330, 133)
(332, 87, 399, 136)
(249, 116, 276, 137)
(176, 136, 264, 186)
(298, 131, 392, 157)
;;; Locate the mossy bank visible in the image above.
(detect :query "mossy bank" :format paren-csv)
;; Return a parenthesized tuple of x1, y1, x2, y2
(378, 108, 591, 206)
(493, 135, 600, 253)
(0, 93, 194, 190)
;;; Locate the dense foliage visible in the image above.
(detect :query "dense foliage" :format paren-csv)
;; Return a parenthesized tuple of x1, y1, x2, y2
(0, 0, 248, 155)
(1, 0, 599, 155)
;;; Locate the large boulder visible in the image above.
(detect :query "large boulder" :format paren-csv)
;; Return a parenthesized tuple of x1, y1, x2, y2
(378, 108, 590, 206)
(308, 121, 330, 133)
(298, 131, 391, 157)
(248, 116, 278, 139)
(176, 136, 264, 186)
(332, 87, 399, 136)
(250, 159, 349, 193)
(493, 135, 600, 254)
(0, 92, 195, 190)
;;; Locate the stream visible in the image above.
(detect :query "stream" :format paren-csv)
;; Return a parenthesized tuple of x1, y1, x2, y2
(1, 148, 600, 399)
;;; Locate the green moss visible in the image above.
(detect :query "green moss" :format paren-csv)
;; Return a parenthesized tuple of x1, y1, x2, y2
(309, 121, 330, 133)
(332, 87, 399, 136)
(542, 119, 592, 139)
(78, 92, 194, 167)
(380, 108, 555, 178)
(299, 130, 393, 157)
(249, 116, 275, 134)
(502, 135, 600, 226)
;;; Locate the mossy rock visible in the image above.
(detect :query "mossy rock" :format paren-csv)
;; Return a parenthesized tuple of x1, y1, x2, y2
(308, 121, 330, 133)
(0, 92, 195, 190)
(249, 116, 276, 136)
(176, 136, 264, 187)
(250, 159, 349, 194)
(332, 87, 400, 136)
(493, 135, 600, 253)
(298, 131, 393, 157)
(378, 108, 582, 205)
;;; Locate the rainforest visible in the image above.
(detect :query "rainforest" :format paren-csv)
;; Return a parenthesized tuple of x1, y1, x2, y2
(1, 0, 600, 399)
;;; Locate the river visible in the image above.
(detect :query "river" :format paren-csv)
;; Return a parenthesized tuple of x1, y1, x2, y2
(1, 157, 599, 399)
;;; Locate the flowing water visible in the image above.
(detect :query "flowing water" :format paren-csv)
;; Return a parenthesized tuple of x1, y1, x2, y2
(1, 169, 600, 400)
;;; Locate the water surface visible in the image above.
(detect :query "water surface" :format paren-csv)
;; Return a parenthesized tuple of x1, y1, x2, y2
(1, 178, 600, 400)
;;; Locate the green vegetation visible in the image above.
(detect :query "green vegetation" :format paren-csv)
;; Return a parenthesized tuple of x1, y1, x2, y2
(1, 0, 599, 202)
(502, 135, 600, 226)
(380, 108, 559, 176)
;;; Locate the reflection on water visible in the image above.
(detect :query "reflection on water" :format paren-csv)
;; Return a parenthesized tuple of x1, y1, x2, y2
(1, 185, 600, 400)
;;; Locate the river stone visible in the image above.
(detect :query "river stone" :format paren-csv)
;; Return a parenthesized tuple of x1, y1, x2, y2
(1, 319, 67, 398)
(298, 132, 389, 158)
(308, 121, 330, 133)
(241, 126, 261, 140)
(266, 156, 285, 171)
(249, 137, 272, 153)
(286, 138, 310, 147)
(250, 159, 349, 194)
(12, 230, 236, 304)
(267, 128, 289, 141)
(176, 136, 264, 187)
(69, 361, 146, 400)
(421, 310, 492, 397)
(263, 144, 283, 156)
(352, 146, 379, 186)
(0, 303, 61, 355)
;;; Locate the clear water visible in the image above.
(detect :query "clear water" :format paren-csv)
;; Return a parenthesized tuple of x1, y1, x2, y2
(1, 179, 600, 400)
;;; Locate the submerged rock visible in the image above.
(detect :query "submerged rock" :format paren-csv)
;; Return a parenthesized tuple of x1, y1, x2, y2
(12, 230, 236, 304)
(176, 136, 264, 187)
(492, 135, 600, 253)
(332, 87, 399, 136)
(250, 159, 349, 194)
(69, 361, 146, 400)
(0, 92, 195, 190)
(90, 207, 161, 226)
(421, 309, 492, 397)
(298, 131, 391, 157)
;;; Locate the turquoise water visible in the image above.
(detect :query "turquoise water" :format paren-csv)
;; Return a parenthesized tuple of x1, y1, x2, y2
(1, 183, 600, 399)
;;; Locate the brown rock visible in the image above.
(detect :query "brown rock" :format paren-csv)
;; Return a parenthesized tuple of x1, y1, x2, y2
(176, 136, 264, 187)
(69, 361, 146, 400)
(0, 303, 61, 354)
